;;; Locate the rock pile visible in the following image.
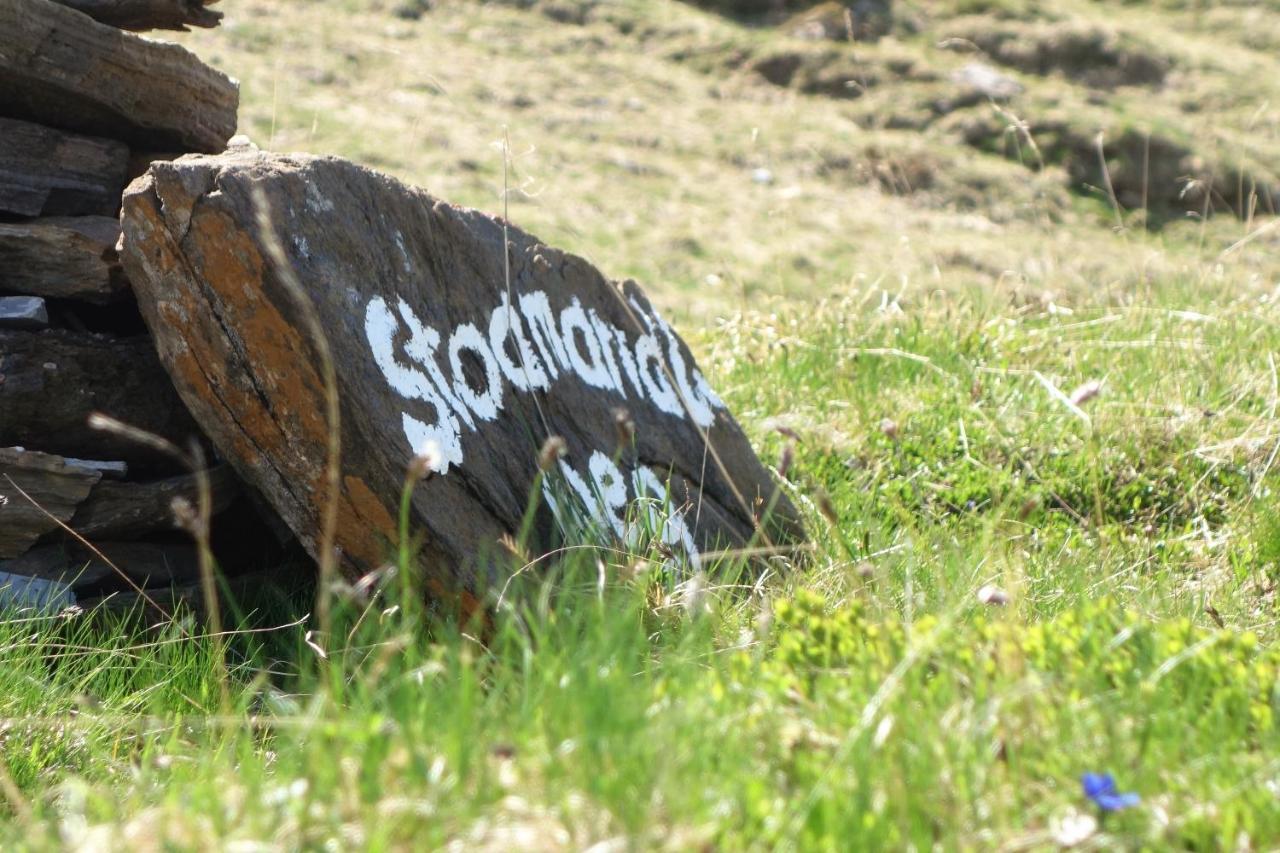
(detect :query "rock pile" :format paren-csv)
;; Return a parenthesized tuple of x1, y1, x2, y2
(1, 0, 800, 614)
(0, 0, 265, 609)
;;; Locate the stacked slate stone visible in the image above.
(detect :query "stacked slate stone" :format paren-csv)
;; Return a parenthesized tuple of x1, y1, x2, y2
(0, 0, 280, 609)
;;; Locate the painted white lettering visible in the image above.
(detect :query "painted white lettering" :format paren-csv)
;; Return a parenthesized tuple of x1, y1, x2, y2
(610, 326, 645, 398)
(541, 455, 702, 567)
(557, 460, 598, 523)
(560, 300, 617, 392)
(632, 297, 724, 427)
(368, 288, 724, 479)
(694, 369, 724, 410)
(364, 297, 463, 473)
(588, 309, 625, 393)
(401, 412, 463, 474)
(397, 299, 474, 430)
(447, 322, 503, 421)
(633, 466, 700, 567)
(488, 294, 549, 391)
(519, 291, 570, 380)
(657, 320, 714, 427)
(588, 451, 629, 538)
(634, 333, 683, 417)
(622, 296, 685, 417)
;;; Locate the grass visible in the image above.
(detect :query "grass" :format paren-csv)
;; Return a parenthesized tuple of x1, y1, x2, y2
(6, 0, 1280, 847)
(6, 287, 1280, 848)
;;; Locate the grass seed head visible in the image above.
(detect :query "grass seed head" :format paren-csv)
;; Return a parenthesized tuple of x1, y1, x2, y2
(538, 436, 568, 472)
(815, 488, 839, 524)
(408, 440, 442, 480)
(778, 442, 795, 480)
(169, 496, 203, 537)
(612, 407, 635, 451)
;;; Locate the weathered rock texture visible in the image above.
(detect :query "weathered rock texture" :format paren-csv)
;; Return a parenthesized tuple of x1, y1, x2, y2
(0, 448, 102, 558)
(70, 465, 238, 539)
(122, 150, 801, 605)
(0, 330, 203, 474)
(0, 217, 127, 303)
(0, 0, 288, 610)
(0, 0, 239, 152)
(0, 297, 50, 330)
(0, 541, 201, 590)
(0, 117, 130, 218)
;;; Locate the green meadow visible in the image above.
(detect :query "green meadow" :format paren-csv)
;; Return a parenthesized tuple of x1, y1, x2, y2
(5, 0, 1280, 848)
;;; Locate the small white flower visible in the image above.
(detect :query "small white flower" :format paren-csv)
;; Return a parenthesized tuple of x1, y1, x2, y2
(681, 572, 708, 617)
(1051, 810, 1098, 847)
(872, 714, 894, 748)
(1069, 380, 1103, 407)
(977, 584, 1009, 606)
(263, 778, 309, 807)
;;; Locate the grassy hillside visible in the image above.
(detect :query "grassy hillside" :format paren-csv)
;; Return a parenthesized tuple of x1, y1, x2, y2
(4, 0, 1280, 848)
(177, 0, 1280, 317)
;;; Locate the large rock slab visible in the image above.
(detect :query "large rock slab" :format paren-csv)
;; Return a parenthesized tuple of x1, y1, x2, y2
(121, 150, 800, 604)
(0, 117, 130, 218)
(0, 329, 203, 474)
(0, 217, 128, 303)
(0, 0, 239, 153)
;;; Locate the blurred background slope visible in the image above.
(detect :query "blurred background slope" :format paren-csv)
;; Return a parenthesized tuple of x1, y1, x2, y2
(172, 0, 1280, 321)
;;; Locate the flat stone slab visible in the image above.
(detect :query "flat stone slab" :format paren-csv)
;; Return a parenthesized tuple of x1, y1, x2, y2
(0, 216, 128, 303)
(0, 570, 75, 613)
(0, 447, 102, 559)
(0, 540, 202, 592)
(70, 464, 239, 540)
(121, 150, 801, 607)
(0, 329, 203, 475)
(0, 117, 130, 218)
(0, 0, 239, 152)
(0, 296, 50, 330)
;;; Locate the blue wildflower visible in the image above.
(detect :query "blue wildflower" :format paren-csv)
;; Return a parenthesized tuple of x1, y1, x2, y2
(1082, 772, 1140, 812)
